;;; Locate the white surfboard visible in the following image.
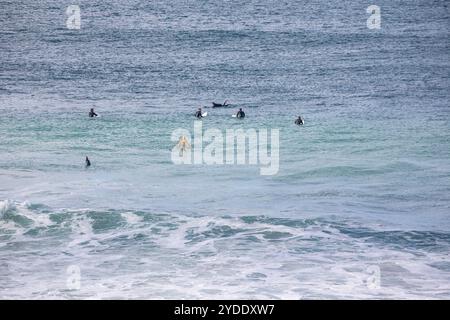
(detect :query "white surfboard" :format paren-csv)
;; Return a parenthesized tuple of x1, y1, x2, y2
(202, 112, 208, 117)
(232, 114, 237, 118)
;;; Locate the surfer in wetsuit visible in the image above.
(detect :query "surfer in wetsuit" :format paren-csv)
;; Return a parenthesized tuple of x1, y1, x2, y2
(89, 108, 98, 118)
(195, 108, 203, 118)
(236, 108, 245, 118)
(212, 100, 228, 108)
(85, 156, 91, 167)
(295, 116, 304, 125)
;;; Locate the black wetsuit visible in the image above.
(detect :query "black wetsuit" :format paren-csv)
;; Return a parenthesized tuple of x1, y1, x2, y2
(89, 111, 98, 117)
(212, 102, 228, 108)
(85, 158, 91, 167)
(236, 111, 245, 118)
(295, 118, 303, 125)
(195, 111, 202, 118)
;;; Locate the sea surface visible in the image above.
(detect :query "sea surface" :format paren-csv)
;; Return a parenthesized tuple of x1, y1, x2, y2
(1, 0, 450, 299)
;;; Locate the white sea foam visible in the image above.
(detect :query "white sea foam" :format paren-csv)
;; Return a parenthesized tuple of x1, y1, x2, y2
(2, 202, 449, 299)
(120, 212, 143, 224)
(0, 199, 14, 218)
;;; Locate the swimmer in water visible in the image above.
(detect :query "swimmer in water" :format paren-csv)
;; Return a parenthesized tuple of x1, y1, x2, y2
(177, 135, 191, 156)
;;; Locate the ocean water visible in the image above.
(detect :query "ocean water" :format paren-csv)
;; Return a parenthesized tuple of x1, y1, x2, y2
(1, 0, 450, 299)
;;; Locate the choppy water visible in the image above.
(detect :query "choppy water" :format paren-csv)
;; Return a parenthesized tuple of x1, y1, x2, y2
(1, 0, 450, 299)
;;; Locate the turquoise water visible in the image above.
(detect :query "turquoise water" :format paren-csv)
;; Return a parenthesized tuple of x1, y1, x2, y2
(1, 0, 450, 298)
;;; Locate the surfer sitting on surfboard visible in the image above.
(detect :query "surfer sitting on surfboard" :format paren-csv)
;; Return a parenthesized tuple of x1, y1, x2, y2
(295, 116, 304, 125)
(177, 135, 191, 156)
(89, 108, 98, 118)
(236, 108, 245, 118)
(195, 108, 203, 118)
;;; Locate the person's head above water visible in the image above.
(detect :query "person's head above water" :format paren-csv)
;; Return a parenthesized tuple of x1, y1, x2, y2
(239, 108, 243, 111)
(90, 108, 94, 112)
